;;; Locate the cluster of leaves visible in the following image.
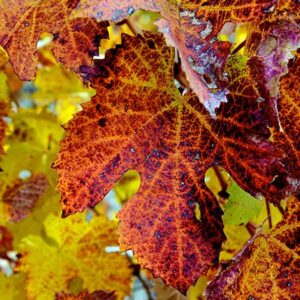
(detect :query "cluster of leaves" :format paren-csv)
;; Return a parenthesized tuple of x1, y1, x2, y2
(0, 0, 299, 299)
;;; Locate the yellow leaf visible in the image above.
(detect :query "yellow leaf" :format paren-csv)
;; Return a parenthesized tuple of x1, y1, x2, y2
(32, 65, 95, 123)
(17, 211, 132, 300)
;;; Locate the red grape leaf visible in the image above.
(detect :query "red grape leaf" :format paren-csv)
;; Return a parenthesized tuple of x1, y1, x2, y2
(0, 0, 108, 80)
(54, 32, 289, 292)
(3, 173, 49, 222)
(71, 0, 277, 115)
(51, 18, 108, 75)
(247, 9, 300, 129)
(56, 290, 116, 300)
(205, 196, 300, 299)
(274, 52, 300, 183)
(157, 0, 279, 115)
(71, 0, 159, 22)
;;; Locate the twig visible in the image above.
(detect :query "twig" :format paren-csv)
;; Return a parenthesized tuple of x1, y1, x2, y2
(276, 204, 285, 215)
(126, 254, 153, 300)
(92, 207, 100, 216)
(246, 221, 257, 236)
(232, 39, 246, 55)
(265, 198, 272, 229)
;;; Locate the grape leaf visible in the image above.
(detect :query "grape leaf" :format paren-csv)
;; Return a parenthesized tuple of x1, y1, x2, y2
(205, 196, 300, 299)
(17, 211, 132, 300)
(32, 64, 96, 123)
(224, 52, 295, 202)
(274, 52, 300, 182)
(56, 290, 116, 300)
(71, 0, 159, 22)
(157, 0, 281, 115)
(223, 181, 263, 225)
(3, 173, 49, 222)
(55, 32, 289, 292)
(220, 225, 251, 261)
(0, 272, 26, 299)
(51, 18, 108, 75)
(0, 0, 109, 80)
(70, 0, 279, 116)
(247, 12, 300, 129)
(0, 109, 63, 193)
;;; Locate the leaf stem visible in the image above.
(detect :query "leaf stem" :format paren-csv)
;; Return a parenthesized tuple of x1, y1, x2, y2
(126, 254, 154, 300)
(232, 39, 246, 55)
(265, 198, 272, 229)
(246, 221, 257, 236)
(276, 204, 285, 215)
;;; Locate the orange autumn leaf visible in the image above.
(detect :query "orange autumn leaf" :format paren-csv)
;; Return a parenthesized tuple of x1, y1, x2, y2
(71, 0, 159, 22)
(205, 196, 300, 299)
(71, 0, 279, 115)
(55, 290, 116, 300)
(0, 0, 108, 80)
(274, 53, 300, 182)
(3, 173, 49, 222)
(247, 12, 300, 130)
(54, 32, 289, 292)
(157, 0, 279, 115)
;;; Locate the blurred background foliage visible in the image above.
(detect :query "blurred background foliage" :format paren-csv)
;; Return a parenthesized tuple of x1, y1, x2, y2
(0, 9, 285, 300)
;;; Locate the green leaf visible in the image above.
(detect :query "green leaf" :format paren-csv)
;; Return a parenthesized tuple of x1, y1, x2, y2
(223, 181, 263, 225)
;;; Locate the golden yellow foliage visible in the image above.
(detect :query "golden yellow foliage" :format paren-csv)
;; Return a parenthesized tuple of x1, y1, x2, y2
(17, 211, 132, 300)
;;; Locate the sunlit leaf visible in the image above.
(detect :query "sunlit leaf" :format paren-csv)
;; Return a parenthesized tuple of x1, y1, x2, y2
(17, 211, 132, 300)
(55, 32, 289, 292)
(223, 181, 263, 225)
(206, 196, 300, 299)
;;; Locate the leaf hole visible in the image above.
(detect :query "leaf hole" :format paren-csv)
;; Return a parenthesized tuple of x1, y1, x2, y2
(195, 202, 201, 221)
(104, 170, 141, 217)
(18, 169, 31, 179)
(96, 10, 160, 59)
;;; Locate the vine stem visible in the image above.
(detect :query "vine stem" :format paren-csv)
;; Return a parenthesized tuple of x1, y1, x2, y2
(246, 221, 257, 236)
(276, 204, 285, 215)
(126, 254, 153, 300)
(265, 198, 273, 229)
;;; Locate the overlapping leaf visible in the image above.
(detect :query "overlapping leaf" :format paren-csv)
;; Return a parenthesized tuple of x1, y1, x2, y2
(17, 212, 132, 300)
(56, 290, 116, 300)
(247, 3, 300, 129)
(158, 0, 280, 115)
(3, 173, 49, 222)
(273, 52, 300, 182)
(206, 197, 300, 299)
(71, 0, 159, 22)
(55, 32, 289, 292)
(32, 63, 96, 123)
(222, 181, 263, 225)
(0, 0, 109, 80)
(71, 0, 282, 115)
